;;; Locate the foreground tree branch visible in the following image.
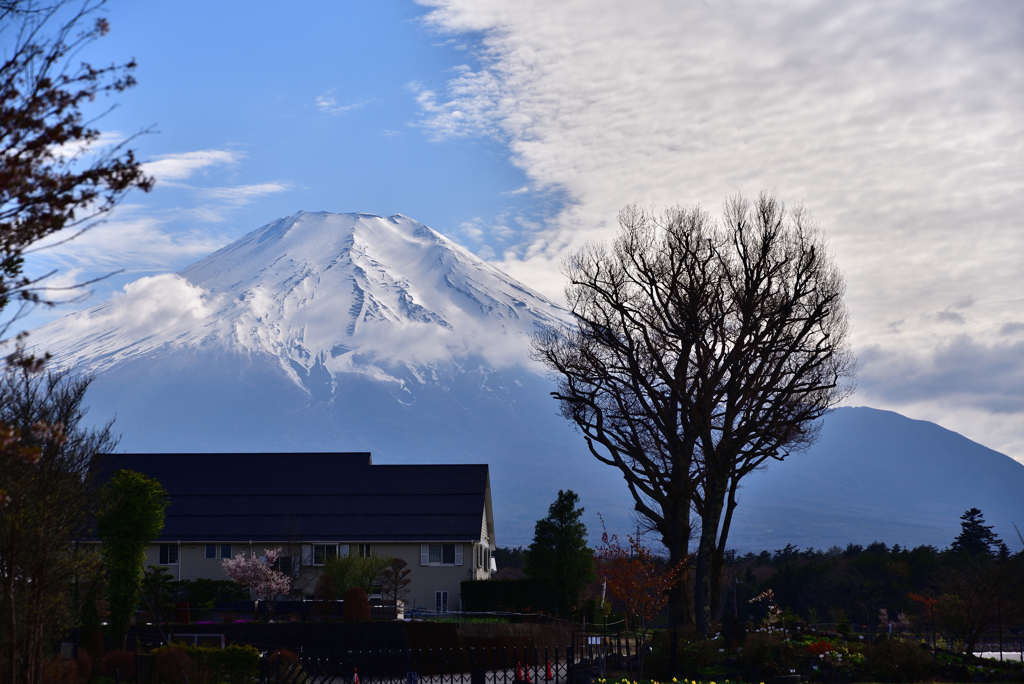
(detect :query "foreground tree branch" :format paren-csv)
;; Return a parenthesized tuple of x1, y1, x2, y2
(0, 0, 153, 339)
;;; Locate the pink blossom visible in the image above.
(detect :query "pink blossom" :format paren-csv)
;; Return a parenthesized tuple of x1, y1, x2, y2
(221, 548, 293, 600)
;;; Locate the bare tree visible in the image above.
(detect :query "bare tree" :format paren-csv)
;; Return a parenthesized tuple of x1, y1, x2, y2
(380, 558, 411, 615)
(531, 192, 854, 635)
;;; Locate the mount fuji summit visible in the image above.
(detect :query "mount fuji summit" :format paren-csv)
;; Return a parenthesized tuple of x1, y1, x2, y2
(29, 211, 1024, 549)
(30, 212, 629, 542)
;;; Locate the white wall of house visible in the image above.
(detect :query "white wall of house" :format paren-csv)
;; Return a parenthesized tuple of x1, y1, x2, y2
(143, 537, 495, 613)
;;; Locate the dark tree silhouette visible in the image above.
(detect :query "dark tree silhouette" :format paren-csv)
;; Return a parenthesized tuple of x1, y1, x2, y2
(0, 367, 117, 684)
(532, 192, 855, 634)
(524, 490, 596, 617)
(950, 508, 1003, 558)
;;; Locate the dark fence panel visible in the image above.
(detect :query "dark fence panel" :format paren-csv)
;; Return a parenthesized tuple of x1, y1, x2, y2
(259, 636, 638, 684)
(460, 580, 559, 613)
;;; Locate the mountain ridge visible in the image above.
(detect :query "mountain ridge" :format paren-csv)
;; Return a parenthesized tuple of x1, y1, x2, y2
(26, 211, 1024, 549)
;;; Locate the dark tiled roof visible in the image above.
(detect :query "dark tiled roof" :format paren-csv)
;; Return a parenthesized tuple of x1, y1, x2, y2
(91, 453, 489, 542)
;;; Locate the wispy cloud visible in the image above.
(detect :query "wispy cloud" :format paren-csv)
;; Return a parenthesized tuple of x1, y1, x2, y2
(201, 182, 289, 203)
(29, 212, 230, 273)
(141, 149, 239, 181)
(316, 93, 367, 115)
(415, 0, 1024, 459)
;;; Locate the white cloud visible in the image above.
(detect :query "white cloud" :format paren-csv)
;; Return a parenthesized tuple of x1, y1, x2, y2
(316, 93, 367, 115)
(415, 0, 1024, 460)
(201, 182, 290, 203)
(52, 131, 127, 161)
(28, 213, 229, 273)
(33, 274, 218, 368)
(87, 274, 213, 338)
(141, 149, 239, 181)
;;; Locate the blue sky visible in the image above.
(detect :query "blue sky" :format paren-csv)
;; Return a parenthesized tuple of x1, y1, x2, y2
(10, 0, 1024, 462)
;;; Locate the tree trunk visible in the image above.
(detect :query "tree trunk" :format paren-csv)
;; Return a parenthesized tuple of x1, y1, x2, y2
(694, 481, 725, 636)
(711, 478, 741, 621)
(660, 498, 693, 630)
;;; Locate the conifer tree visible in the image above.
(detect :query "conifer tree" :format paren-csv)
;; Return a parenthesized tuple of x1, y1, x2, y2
(524, 490, 596, 616)
(950, 508, 1002, 558)
(96, 470, 168, 649)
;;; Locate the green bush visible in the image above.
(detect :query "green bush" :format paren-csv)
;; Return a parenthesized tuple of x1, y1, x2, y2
(153, 644, 259, 684)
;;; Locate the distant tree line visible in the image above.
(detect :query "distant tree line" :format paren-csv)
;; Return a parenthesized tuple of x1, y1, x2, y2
(727, 509, 1023, 654)
(485, 506, 1023, 657)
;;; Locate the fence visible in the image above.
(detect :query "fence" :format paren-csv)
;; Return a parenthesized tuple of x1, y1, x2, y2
(259, 635, 641, 684)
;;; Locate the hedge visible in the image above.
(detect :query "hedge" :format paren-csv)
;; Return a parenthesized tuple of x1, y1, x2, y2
(152, 643, 259, 684)
(460, 579, 558, 613)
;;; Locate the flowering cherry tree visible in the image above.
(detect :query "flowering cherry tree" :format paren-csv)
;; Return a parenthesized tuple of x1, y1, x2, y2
(221, 548, 293, 619)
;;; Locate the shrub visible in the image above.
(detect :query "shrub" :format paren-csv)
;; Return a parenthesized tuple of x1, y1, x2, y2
(40, 658, 79, 684)
(214, 644, 261, 684)
(154, 647, 194, 684)
(74, 651, 92, 681)
(153, 644, 259, 684)
(868, 639, 935, 683)
(343, 587, 371, 621)
(100, 649, 136, 681)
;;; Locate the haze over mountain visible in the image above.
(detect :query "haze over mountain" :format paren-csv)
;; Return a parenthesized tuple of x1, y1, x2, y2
(29, 212, 1024, 550)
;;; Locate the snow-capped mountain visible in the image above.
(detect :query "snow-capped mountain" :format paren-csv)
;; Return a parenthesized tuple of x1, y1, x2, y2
(39, 211, 565, 390)
(31, 212, 631, 543)
(29, 212, 1024, 549)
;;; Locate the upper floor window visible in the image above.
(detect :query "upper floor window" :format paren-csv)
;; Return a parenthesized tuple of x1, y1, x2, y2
(206, 543, 232, 559)
(422, 543, 462, 566)
(159, 544, 178, 565)
(357, 544, 372, 558)
(313, 544, 338, 566)
(275, 555, 295, 575)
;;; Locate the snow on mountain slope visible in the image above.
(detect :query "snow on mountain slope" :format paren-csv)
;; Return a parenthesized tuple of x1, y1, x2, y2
(28, 212, 629, 544)
(33, 212, 566, 394)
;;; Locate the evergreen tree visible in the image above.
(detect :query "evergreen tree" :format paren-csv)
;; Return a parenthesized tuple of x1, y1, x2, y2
(524, 490, 596, 616)
(96, 470, 168, 649)
(950, 508, 1002, 558)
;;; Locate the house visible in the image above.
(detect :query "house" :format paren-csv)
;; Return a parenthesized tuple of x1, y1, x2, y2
(91, 452, 495, 613)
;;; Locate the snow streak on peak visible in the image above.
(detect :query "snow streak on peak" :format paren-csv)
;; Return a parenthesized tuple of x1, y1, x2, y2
(30, 212, 567, 391)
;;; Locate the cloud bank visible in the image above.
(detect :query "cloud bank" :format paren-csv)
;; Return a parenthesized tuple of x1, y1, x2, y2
(414, 0, 1024, 460)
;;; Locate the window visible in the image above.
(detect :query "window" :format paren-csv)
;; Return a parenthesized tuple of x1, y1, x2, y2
(159, 544, 178, 565)
(358, 544, 371, 558)
(206, 544, 217, 559)
(275, 555, 294, 575)
(429, 544, 455, 564)
(435, 591, 448, 613)
(422, 543, 462, 566)
(220, 544, 232, 559)
(313, 544, 338, 566)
